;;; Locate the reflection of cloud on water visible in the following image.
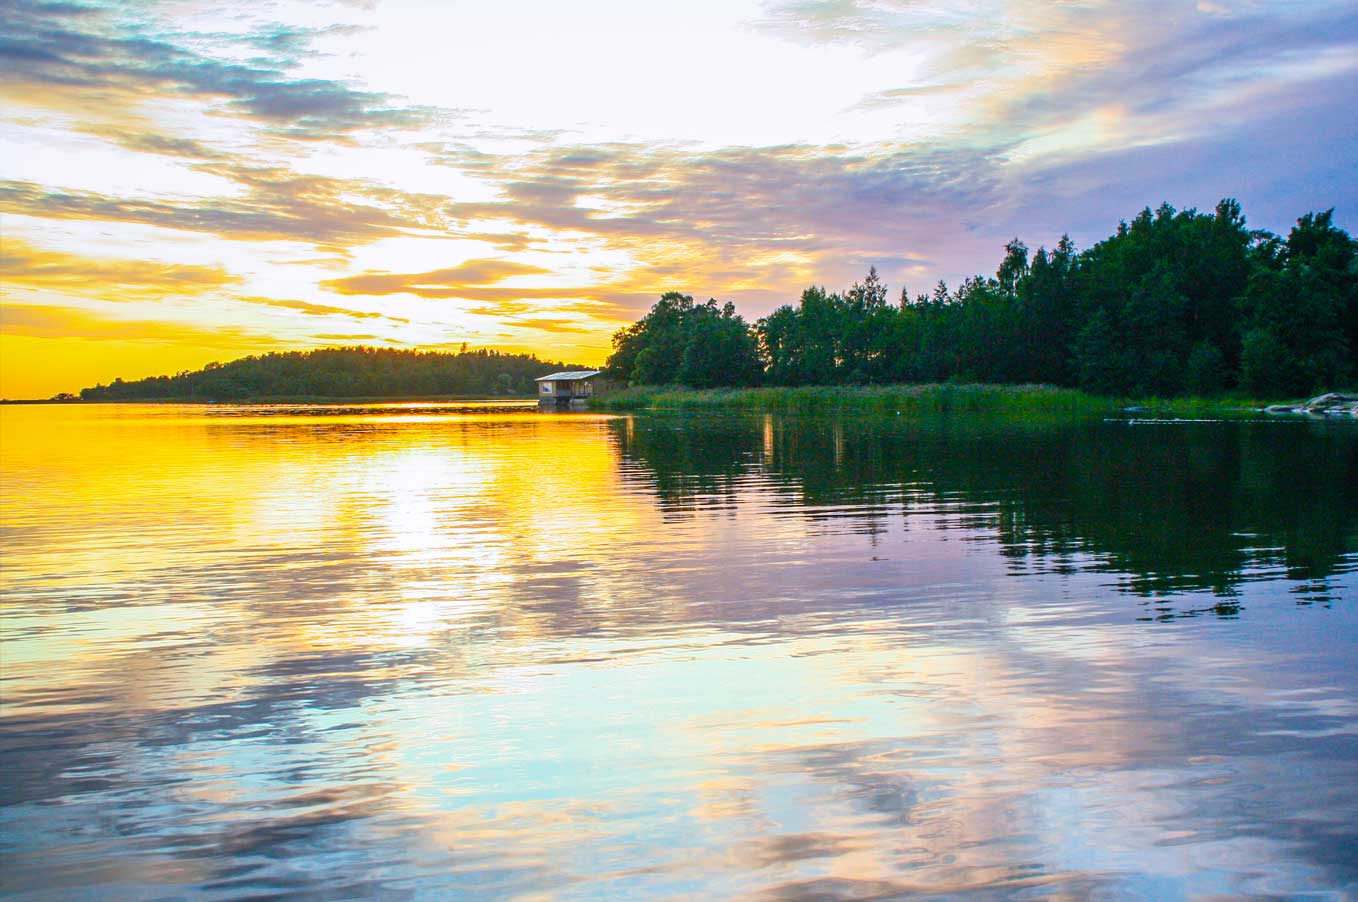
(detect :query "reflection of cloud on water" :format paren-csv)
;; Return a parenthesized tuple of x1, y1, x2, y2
(317, 623, 1358, 896)
(2, 407, 1356, 898)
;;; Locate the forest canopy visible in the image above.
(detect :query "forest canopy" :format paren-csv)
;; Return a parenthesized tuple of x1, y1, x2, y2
(608, 201, 1357, 397)
(76, 346, 585, 401)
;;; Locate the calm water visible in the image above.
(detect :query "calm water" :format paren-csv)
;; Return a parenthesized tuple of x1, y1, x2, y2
(2, 402, 1356, 900)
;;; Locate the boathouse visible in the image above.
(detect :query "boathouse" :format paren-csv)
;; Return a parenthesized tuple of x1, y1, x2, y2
(535, 370, 612, 406)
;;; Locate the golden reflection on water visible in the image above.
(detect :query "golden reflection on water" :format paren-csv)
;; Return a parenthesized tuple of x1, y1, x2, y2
(2, 403, 1356, 900)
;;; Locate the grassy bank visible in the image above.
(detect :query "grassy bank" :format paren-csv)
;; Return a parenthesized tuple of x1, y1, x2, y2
(589, 384, 1294, 417)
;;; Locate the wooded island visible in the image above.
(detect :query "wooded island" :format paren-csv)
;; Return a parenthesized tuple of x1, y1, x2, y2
(74, 347, 586, 402)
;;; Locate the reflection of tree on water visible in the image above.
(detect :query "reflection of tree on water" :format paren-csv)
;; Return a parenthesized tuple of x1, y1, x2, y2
(609, 414, 1358, 608)
(612, 415, 758, 521)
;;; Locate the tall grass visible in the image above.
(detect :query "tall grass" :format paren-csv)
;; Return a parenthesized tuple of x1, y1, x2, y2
(590, 384, 1296, 417)
(592, 383, 1103, 415)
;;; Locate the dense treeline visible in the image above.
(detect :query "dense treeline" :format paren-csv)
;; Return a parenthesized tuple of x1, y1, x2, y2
(607, 201, 1357, 396)
(605, 294, 763, 388)
(77, 346, 583, 401)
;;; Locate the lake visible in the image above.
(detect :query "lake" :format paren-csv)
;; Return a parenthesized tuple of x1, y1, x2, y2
(2, 402, 1356, 900)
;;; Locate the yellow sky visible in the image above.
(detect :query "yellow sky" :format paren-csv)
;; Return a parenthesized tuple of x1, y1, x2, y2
(2, 0, 1356, 397)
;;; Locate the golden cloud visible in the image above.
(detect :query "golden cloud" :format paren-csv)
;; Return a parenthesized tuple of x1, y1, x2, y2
(235, 295, 410, 324)
(0, 239, 241, 298)
(321, 259, 552, 296)
(505, 318, 598, 335)
(74, 124, 225, 160)
(0, 161, 451, 250)
(0, 303, 288, 348)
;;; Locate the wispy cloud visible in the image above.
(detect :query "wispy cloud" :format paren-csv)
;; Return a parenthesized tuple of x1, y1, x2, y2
(0, 0, 432, 140)
(0, 161, 450, 249)
(508, 318, 597, 335)
(309, 332, 386, 341)
(319, 256, 653, 323)
(756, 0, 1358, 149)
(235, 295, 410, 324)
(322, 259, 552, 296)
(0, 238, 240, 297)
(0, 302, 288, 347)
(422, 141, 995, 305)
(72, 124, 225, 160)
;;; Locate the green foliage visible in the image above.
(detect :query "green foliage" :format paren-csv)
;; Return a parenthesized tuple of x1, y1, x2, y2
(592, 383, 1114, 417)
(1185, 341, 1229, 395)
(607, 292, 761, 388)
(1239, 327, 1296, 395)
(78, 346, 584, 401)
(604, 198, 1355, 399)
(1237, 209, 1356, 394)
(1073, 308, 1127, 396)
(593, 384, 1289, 419)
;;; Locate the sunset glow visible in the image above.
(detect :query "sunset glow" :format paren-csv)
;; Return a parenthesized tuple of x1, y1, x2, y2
(2, 0, 1355, 398)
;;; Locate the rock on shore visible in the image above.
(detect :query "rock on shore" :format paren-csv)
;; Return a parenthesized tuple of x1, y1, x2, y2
(1266, 392, 1358, 417)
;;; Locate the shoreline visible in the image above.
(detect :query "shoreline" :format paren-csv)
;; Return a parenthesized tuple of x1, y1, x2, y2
(587, 384, 1313, 417)
(9, 385, 1347, 419)
(0, 394, 539, 406)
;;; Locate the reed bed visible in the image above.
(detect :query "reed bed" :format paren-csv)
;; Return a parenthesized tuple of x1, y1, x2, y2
(590, 384, 1292, 418)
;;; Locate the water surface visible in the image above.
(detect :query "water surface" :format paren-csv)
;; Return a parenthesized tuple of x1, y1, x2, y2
(2, 403, 1356, 900)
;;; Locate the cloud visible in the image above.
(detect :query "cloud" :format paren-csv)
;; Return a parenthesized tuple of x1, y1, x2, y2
(755, 0, 969, 51)
(456, 140, 998, 244)
(0, 238, 241, 297)
(288, 136, 1007, 322)
(0, 161, 451, 248)
(321, 259, 551, 296)
(506, 318, 597, 335)
(235, 295, 410, 324)
(239, 23, 366, 59)
(992, 3, 1358, 137)
(73, 124, 225, 160)
(318, 258, 658, 323)
(850, 83, 965, 112)
(423, 141, 1003, 307)
(0, 302, 287, 347)
(324, 274, 641, 322)
(1000, 67, 1358, 241)
(756, 0, 1358, 146)
(0, 0, 432, 141)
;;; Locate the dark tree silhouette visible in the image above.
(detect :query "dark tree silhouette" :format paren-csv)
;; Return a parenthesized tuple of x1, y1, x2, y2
(78, 346, 587, 401)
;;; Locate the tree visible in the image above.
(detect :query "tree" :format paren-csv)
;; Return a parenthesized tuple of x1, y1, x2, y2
(678, 302, 762, 388)
(593, 197, 1352, 398)
(1239, 327, 1296, 395)
(630, 292, 695, 385)
(607, 292, 762, 387)
(997, 238, 1028, 297)
(846, 266, 888, 308)
(78, 347, 580, 401)
(1237, 209, 1357, 393)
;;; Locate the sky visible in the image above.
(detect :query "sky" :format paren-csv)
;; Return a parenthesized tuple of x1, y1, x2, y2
(1, 0, 1356, 398)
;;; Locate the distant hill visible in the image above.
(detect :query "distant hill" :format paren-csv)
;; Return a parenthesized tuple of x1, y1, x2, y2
(75, 346, 591, 401)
